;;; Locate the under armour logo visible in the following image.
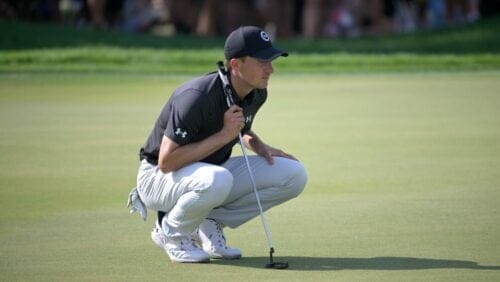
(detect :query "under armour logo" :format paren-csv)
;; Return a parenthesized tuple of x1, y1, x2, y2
(245, 115, 253, 124)
(175, 128, 188, 138)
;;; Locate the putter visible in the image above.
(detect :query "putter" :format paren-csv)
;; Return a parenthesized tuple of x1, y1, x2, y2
(217, 61, 289, 270)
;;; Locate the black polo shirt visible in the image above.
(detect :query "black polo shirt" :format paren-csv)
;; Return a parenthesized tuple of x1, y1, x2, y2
(139, 72, 267, 166)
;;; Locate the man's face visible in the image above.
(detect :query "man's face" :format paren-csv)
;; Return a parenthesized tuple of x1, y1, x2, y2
(236, 56, 274, 89)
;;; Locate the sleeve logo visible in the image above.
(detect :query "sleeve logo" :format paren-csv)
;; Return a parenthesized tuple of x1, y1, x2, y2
(175, 128, 188, 138)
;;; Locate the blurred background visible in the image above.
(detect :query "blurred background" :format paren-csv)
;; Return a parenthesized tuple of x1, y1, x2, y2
(1, 0, 499, 39)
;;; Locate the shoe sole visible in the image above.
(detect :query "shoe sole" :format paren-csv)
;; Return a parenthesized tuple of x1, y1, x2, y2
(170, 258, 211, 263)
(167, 252, 211, 263)
(205, 250, 242, 260)
(209, 254, 242, 260)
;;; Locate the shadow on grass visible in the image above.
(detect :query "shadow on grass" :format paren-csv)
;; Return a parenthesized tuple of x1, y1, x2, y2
(213, 256, 500, 271)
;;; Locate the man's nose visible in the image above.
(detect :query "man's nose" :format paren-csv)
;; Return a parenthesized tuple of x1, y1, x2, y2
(264, 61, 274, 74)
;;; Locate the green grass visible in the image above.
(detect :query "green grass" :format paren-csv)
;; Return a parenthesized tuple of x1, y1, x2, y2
(1, 16, 500, 74)
(2, 17, 500, 54)
(1, 72, 499, 281)
(1, 47, 499, 74)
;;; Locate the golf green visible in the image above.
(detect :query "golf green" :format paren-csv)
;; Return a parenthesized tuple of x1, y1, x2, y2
(1, 72, 499, 281)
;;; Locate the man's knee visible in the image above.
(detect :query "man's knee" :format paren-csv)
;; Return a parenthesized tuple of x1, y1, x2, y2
(196, 166, 233, 206)
(286, 160, 307, 197)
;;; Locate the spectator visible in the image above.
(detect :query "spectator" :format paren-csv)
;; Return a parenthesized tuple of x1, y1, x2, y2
(1, 0, 492, 38)
(0, 1, 16, 19)
(195, 0, 217, 36)
(346, 0, 391, 36)
(427, 0, 446, 28)
(258, 0, 296, 38)
(122, 0, 164, 33)
(302, 0, 332, 38)
(85, 0, 124, 29)
(164, 0, 200, 34)
(447, 0, 480, 23)
(393, 0, 418, 33)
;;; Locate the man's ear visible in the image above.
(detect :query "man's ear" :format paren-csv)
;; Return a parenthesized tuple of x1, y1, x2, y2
(229, 58, 241, 73)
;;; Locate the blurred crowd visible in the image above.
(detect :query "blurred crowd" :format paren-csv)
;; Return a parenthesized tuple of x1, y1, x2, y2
(1, 0, 499, 38)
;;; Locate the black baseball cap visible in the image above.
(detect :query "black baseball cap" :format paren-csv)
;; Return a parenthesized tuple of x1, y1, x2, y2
(224, 26, 288, 61)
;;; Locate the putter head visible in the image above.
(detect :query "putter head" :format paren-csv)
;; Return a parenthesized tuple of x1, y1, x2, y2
(266, 248, 289, 269)
(265, 262, 289, 269)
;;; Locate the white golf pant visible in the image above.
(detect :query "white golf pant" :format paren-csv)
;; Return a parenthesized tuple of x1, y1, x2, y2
(136, 156, 307, 239)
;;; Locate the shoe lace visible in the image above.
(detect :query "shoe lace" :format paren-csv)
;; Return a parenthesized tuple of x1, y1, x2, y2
(179, 237, 199, 252)
(209, 220, 227, 249)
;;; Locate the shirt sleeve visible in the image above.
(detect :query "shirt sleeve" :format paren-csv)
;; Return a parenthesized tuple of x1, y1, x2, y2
(164, 89, 204, 145)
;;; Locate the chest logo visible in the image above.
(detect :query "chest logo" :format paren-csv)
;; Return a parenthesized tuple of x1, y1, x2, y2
(175, 128, 188, 138)
(245, 115, 253, 124)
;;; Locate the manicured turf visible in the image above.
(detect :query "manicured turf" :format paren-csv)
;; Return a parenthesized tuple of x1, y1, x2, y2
(2, 47, 499, 74)
(1, 72, 499, 281)
(2, 17, 500, 74)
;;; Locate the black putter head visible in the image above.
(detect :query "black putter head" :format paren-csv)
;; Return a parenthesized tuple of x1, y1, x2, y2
(265, 248, 289, 269)
(265, 261, 289, 269)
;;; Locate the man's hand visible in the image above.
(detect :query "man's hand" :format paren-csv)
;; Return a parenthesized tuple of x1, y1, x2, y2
(243, 131, 298, 165)
(221, 105, 245, 140)
(254, 143, 297, 165)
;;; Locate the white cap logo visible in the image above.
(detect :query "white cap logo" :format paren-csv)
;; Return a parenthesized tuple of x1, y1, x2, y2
(260, 31, 270, 42)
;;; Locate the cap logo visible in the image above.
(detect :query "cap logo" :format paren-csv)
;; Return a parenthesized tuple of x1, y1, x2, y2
(260, 31, 270, 42)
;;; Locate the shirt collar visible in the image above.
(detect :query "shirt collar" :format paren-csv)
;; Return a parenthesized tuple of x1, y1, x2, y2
(226, 72, 255, 106)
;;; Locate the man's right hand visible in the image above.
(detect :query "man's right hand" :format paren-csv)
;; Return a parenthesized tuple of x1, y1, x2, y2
(222, 105, 245, 139)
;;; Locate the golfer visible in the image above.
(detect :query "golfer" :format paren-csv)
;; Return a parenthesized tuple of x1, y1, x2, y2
(129, 26, 307, 263)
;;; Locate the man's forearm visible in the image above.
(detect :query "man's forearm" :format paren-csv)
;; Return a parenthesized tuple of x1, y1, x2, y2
(159, 132, 233, 173)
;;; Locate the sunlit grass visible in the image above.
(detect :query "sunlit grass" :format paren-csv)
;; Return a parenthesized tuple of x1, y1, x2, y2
(1, 72, 499, 281)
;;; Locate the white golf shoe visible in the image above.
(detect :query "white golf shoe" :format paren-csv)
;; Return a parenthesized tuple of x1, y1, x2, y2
(151, 222, 210, 263)
(195, 219, 242, 259)
(151, 222, 166, 249)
